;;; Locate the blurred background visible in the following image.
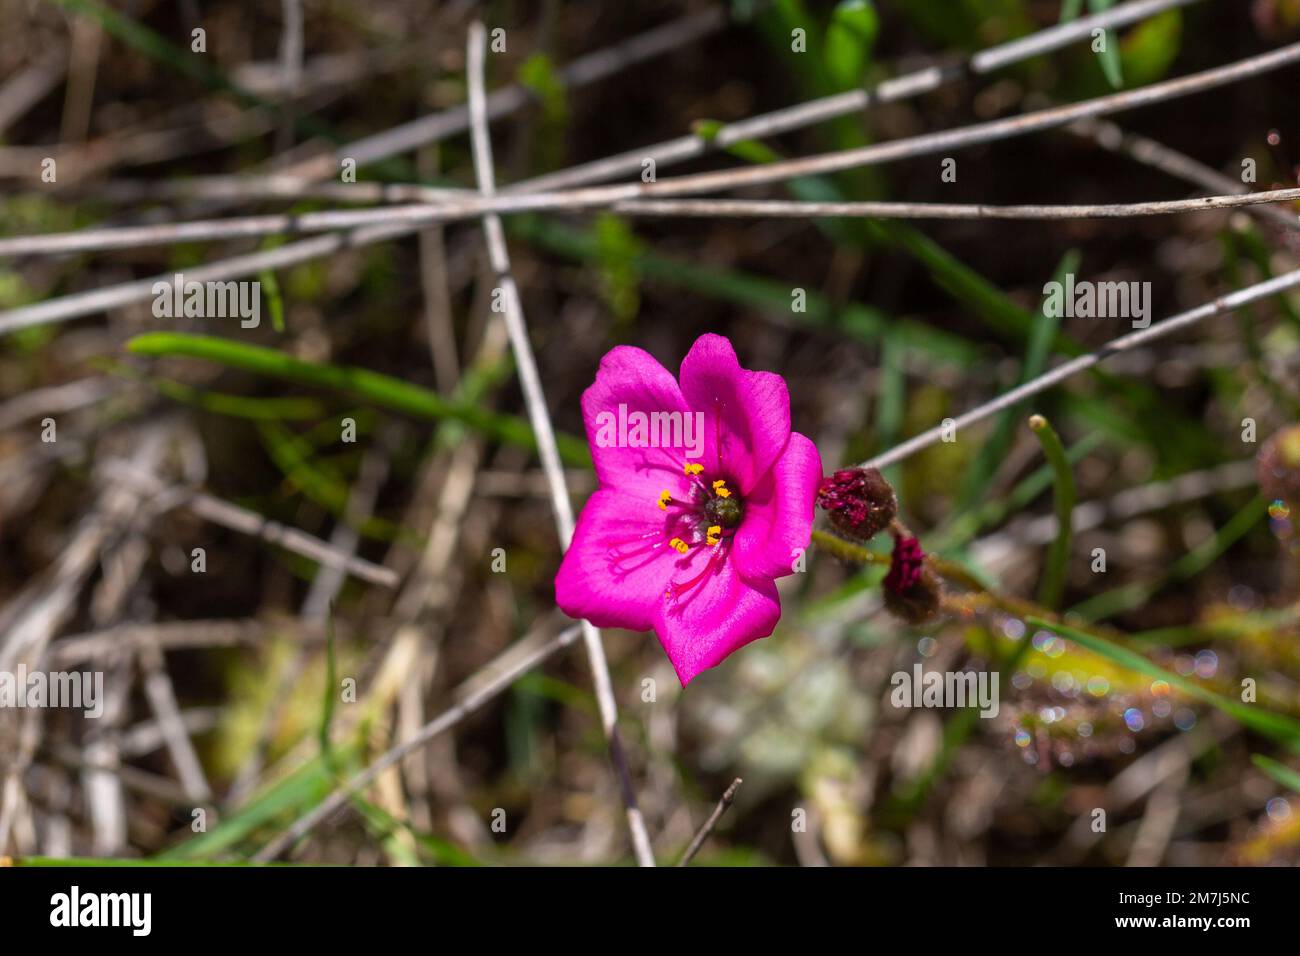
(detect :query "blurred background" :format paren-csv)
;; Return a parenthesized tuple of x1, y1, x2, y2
(2, 0, 1300, 866)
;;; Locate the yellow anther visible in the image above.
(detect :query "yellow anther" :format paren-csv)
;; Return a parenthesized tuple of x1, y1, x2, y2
(658, 489, 672, 510)
(669, 537, 690, 554)
(684, 462, 703, 475)
(712, 478, 732, 499)
(706, 525, 722, 546)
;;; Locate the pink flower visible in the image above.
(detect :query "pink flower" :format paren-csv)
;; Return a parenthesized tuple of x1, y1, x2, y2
(555, 333, 823, 685)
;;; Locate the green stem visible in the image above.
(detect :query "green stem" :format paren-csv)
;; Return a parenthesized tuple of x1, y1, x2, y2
(810, 529, 891, 565)
(1028, 414, 1076, 611)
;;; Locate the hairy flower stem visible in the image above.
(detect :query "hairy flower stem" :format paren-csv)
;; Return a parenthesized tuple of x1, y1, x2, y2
(815, 527, 1133, 678)
(812, 527, 1062, 654)
(809, 528, 891, 565)
(817, 526, 1056, 818)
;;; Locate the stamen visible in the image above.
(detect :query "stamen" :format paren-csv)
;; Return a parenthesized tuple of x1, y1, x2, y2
(605, 532, 667, 577)
(712, 479, 731, 499)
(666, 541, 727, 607)
(631, 448, 702, 483)
(669, 537, 690, 554)
(685, 474, 711, 497)
(606, 529, 661, 552)
(657, 489, 672, 510)
(706, 525, 722, 546)
(684, 462, 703, 475)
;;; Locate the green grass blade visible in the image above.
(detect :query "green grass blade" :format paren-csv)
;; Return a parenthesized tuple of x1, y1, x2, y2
(511, 216, 978, 366)
(1086, 0, 1124, 88)
(260, 268, 286, 334)
(875, 327, 907, 486)
(100, 357, 328, 420)
(1029, 617, 1300, 747)
(1252, 754, 1300, 793)
(255, 421, 403, 543)
(126, 332, 591, 467)
(320, 612, 339, 772)
(1028, 414, 1076, 610)
(156, 752, 349, 860)
(824, 1, 879, 91)
(1068, 496, 1268, 621)
(956, 249, 1077, 510)
(932, 430, 1104, 552)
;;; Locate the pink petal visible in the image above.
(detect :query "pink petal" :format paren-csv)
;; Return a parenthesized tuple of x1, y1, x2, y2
(653, 558, 782, 685)
(732, 431, 823, 583)
(556, 489, 676, 633)
(580, 345, 698, 503)
(678, 333, 791, 495)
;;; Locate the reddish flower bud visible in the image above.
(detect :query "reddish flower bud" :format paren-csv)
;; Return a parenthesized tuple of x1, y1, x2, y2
(816, 467, 897, 542)
(1258, 424, 1300, 504)
(884, 535, 925, 592)
(883, 534, 942, 625)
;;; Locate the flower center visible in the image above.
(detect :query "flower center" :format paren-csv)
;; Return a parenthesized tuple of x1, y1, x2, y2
(657, 466, 744, 542)
(704, 493, 742, 529)
(645, 462, 745, 606)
